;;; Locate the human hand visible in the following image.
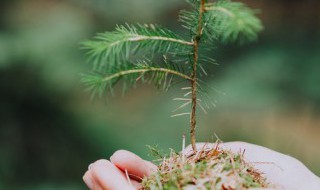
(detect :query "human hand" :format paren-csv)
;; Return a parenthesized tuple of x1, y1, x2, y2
(83, 142, 320, 190)
(83, 150, 157, 190)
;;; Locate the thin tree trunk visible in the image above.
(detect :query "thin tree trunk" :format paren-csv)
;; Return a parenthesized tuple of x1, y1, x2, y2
(190, 0, 206, 153)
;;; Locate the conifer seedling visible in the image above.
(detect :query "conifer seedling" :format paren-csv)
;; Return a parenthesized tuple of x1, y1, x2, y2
(82, 0, 268, 189)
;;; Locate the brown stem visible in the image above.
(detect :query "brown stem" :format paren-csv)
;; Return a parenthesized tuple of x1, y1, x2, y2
(190, 0, 206, 153)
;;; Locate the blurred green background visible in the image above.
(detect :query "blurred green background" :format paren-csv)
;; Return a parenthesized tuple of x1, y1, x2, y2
(0, 0, 319, 189)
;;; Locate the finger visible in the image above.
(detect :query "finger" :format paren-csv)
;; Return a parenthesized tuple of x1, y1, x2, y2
(83, 170, 94, 190)
(90, 159, 135, 190)
(121, 174, 142, 189)
(84, 166, 139, 190)
(110, 150, 157, 180)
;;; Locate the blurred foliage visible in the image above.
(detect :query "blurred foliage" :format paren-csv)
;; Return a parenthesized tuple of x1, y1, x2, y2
(0, 0, 319, 189)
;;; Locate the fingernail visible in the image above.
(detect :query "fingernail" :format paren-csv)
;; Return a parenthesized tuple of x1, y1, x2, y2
(88, 164, 93, 170)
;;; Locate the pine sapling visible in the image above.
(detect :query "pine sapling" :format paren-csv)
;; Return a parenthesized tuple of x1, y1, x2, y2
(82, 0, 268, 189)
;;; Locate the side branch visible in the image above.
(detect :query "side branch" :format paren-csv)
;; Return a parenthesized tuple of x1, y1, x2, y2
(108, 35, 194, 48)
(102, 68, 193, 82)
(128, 35, 193, 46)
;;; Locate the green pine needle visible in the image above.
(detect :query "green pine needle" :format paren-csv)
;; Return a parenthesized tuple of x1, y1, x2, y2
(81, 59, 193, 98)
(82, 24, 193, 71)
(205, 0, 263, 43)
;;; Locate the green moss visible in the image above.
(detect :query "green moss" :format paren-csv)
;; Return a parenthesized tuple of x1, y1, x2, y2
(141, 146, 269, 190)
